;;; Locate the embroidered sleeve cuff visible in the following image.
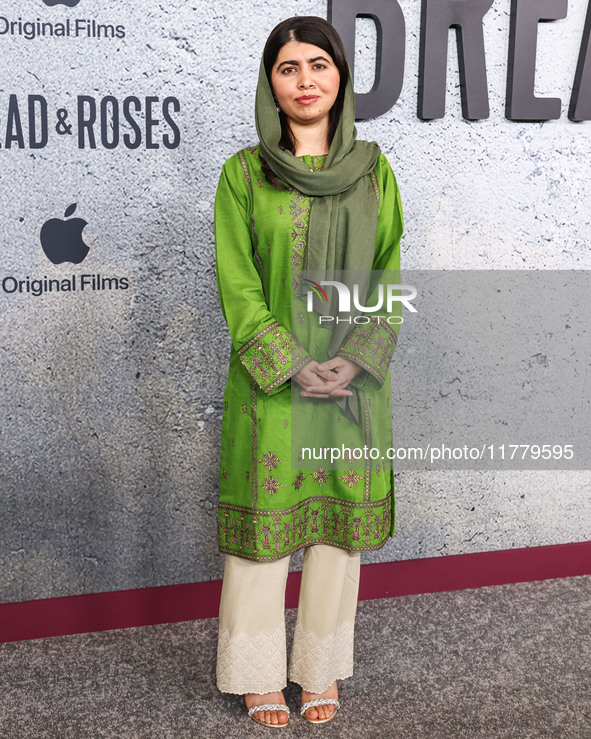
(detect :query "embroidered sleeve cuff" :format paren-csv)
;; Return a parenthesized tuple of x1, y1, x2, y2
(237, 320, 312, 394)
(336, 317, 398, 387)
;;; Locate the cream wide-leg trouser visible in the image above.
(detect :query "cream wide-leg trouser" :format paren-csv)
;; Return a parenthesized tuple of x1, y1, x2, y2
(216, 543, 361, 695)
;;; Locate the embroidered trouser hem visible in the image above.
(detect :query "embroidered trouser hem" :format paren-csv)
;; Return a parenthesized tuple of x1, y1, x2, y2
(216, 543, 361, 695)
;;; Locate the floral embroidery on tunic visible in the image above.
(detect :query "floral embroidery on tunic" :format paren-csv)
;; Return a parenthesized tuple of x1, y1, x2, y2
(341, 446, 363, 467)
(249, 379, 258, 506)
(337, 317, 398, 386)
(369, 169, 381, 207)
(289, 155, 324, 293)
(237, 321, 311, 394)
(253, 250, 264, 282)
(292, 472, 305, 490)
(310, 467, 331, 486)
(360, 388, 373, 501)
(290, 192, 311, 288)
(218, 490, 392, 561)
(259, 450, 283, 470)
(238, 148, 258, 249)
(238, 148, 252, 189)
(339, 470, 363, 488)
(310, 155, 326, 172)
(259, 475, 284, 497)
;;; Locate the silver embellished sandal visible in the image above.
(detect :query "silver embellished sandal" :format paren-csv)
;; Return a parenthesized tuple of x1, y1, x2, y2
(247, 703, 290, 728)
(300, 698, 340, 724)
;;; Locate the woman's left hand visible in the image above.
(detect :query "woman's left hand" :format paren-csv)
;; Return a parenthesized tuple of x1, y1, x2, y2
(299, 357, 363, 399)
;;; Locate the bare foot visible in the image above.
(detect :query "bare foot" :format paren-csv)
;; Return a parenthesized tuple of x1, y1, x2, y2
(244, 690, 289, 726)
(301, 680, 338, 721)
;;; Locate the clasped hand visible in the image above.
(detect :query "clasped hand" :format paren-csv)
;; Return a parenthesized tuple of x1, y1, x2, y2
(293, 357, 362, 399)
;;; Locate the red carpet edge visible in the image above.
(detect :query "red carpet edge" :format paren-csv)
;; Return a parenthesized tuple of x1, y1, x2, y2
(1, 540, 590, 644)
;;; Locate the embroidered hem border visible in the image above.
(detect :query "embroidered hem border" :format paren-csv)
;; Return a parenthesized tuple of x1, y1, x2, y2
(217, 490, 392, 561)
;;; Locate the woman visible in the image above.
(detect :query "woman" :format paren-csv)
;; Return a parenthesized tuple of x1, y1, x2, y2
(214, 16, 403, 728)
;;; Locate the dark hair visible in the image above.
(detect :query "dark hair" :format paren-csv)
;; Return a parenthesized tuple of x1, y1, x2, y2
(260, 16, 349, 188)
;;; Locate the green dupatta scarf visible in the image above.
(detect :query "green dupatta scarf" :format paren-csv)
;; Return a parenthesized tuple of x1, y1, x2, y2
(254, 55, 381, 424)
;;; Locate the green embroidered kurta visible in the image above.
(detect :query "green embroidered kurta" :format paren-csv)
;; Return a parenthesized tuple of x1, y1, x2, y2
(215, 144, 403, 562)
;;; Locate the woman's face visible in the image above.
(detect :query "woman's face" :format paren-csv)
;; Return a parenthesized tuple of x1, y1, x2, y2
(270, 40, 341, 129)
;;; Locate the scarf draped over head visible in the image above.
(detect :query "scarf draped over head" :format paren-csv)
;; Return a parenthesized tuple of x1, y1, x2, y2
(254, 53, 381, 424)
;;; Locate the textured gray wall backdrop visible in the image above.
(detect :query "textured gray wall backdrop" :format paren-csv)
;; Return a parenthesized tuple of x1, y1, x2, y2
(1, 0, 590, 605)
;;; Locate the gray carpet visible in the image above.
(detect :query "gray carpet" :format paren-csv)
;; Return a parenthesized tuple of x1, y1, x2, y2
(0, 575, 589, 738)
